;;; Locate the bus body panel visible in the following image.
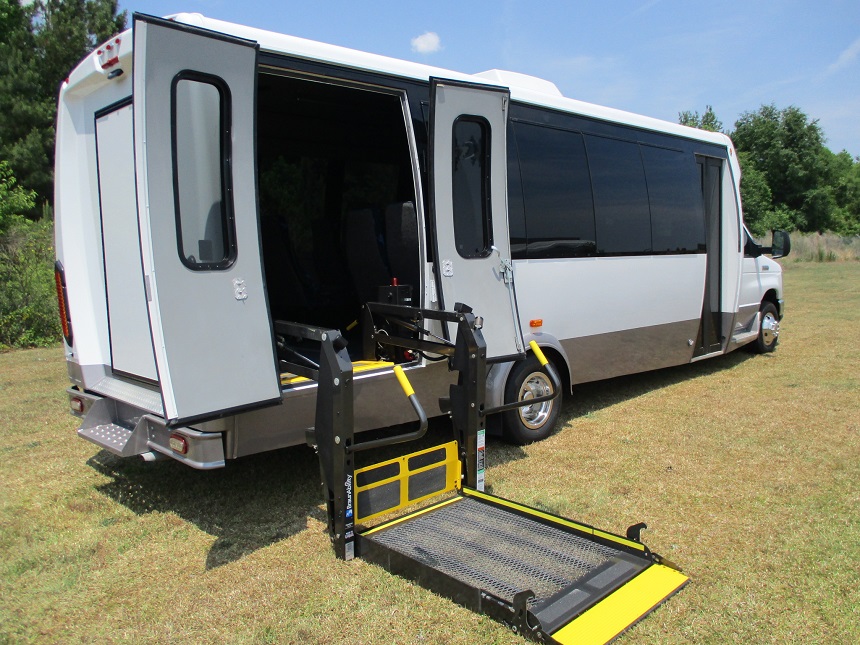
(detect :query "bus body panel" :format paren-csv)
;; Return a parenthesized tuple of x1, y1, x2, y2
(56, 13, 784, 466)
(514, 255, 705, 384)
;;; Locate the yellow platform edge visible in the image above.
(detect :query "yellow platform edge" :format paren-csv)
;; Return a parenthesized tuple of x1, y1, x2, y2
(551, 564, 689, 645)
(462, 488, 645, 552)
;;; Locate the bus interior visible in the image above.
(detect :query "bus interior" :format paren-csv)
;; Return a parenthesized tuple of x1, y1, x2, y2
(256, 72, 422, 368)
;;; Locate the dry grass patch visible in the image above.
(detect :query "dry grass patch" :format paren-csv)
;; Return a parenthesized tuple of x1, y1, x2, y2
(783, 232, 860, 262)
(1, 263, 858, 643)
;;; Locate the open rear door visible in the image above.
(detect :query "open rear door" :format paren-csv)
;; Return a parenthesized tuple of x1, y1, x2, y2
(133, 15, 280, 424)
(430, 78, 524, 360)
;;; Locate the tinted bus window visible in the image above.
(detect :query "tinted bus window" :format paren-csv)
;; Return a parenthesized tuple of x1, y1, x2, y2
(507, 121, 527, 259)
(585, 135, 651, 255)
(514, 122, 595, 258)
(641, 145, 705, 253)
(452, 117, 491, 258)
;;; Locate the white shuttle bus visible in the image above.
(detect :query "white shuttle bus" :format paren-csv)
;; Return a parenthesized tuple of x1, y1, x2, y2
(55, 13, 789, 468)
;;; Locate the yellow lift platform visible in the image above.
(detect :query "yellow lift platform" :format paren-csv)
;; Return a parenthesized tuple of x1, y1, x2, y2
(279, 303, 687, 644)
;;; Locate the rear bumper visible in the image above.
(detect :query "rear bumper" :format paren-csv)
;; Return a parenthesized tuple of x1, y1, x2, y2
(69, 388, 225, 469)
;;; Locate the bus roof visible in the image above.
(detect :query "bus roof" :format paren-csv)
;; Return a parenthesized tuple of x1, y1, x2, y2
(69, 12, 733, 150)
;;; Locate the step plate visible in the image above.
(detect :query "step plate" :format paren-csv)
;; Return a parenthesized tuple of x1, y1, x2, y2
(78, 422, 134, 457)
(551, 563, 688, 645)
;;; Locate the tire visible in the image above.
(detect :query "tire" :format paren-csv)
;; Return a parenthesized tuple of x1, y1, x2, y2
(502, 354, 562, 444)
(751, 301, 780, 354)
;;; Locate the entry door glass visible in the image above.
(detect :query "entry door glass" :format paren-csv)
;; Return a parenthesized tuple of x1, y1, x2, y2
(698, 157, 722, 354)
(452, 117, 492, 258)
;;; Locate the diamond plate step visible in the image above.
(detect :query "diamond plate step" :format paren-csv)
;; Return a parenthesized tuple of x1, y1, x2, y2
(78, 422, 142, 457)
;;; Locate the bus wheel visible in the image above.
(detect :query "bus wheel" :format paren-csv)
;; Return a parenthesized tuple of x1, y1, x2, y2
(751, 301, 780, 354)
(502, 354, 561, 444)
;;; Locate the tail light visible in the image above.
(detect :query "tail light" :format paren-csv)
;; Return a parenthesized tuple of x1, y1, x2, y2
(169, 434, 189, 455)
(54, 261, 73, 346)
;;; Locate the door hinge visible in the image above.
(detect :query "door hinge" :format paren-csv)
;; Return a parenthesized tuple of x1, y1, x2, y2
(500, 257, 514, 284)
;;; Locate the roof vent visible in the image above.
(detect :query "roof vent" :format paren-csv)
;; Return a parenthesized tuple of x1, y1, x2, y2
(474, 69, 563, 97)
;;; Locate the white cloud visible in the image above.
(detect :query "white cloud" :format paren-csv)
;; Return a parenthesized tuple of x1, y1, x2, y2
(826, 36, 860, 76)
(411, 32, 441, 54)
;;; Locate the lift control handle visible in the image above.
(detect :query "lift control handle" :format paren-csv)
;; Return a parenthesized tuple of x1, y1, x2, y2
(393, 365, 415, 397)
(530, 340, 549, 366)
(350, 366, 429, 453)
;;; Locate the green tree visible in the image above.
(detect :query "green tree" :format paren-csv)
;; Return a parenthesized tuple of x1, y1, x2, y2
(732, 104, 860, 234)
(0, 217, 59, 347)
(679, 105, 723, 132)
(0, 160, 37, 233)
(731, 104, 833, 231)
(0, 161, 57, 347)
(684, 102, 860, 234)
(0, 0, 126, 215)
(0, 0, 50, 214)
(820, 149, 860, 235)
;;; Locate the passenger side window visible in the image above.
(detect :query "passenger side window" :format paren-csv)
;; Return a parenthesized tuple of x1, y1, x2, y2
(641, 145, 705, 253)
(507, 121, 527, 260)
(585, 135, 651, 255)
(172, 74, 235, 270)
(514, 122, 596, 258)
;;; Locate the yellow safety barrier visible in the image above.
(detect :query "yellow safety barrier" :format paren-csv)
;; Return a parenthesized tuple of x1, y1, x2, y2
(354, 441, 460, 524)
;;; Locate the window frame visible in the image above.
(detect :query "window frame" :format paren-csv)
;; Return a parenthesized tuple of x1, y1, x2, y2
(170, 70, 237, 271)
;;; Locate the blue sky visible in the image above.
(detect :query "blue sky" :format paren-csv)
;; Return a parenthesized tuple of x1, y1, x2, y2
(120, 1, 860, 156)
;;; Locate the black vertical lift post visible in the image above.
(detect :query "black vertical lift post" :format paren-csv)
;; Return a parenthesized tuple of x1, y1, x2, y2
(295, 305, 690, 645)
(275, 320, 356, 559)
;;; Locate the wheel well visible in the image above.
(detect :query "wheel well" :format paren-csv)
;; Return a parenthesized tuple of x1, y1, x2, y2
(762, 289, 779, 308)
(534, 345, 572, 394)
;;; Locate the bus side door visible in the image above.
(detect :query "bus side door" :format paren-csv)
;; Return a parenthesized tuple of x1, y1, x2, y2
(429, 78, 524, 360)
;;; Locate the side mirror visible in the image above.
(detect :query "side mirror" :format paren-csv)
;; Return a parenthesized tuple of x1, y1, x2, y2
(744, 235, 763, 258)
(770, 230, 791, 259)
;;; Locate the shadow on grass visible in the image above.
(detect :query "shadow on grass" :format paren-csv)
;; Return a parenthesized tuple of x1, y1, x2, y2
(88, 444, 325, 570)
(88, 350, 753, 569)
(87, 414, 527, 570)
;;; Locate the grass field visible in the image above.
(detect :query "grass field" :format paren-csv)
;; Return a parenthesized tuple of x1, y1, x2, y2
(1, 263, 858, 644)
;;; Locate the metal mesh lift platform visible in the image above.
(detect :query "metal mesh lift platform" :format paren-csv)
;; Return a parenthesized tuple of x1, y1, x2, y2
(358, 489, 688, 644)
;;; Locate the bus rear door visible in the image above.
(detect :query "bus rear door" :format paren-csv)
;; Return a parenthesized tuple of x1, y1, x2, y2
(133, 15, 280, 425)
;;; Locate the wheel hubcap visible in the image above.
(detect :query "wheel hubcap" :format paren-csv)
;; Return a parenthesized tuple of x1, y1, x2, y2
(518, 371, 554, 430)
(762, 312, 779, 345)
